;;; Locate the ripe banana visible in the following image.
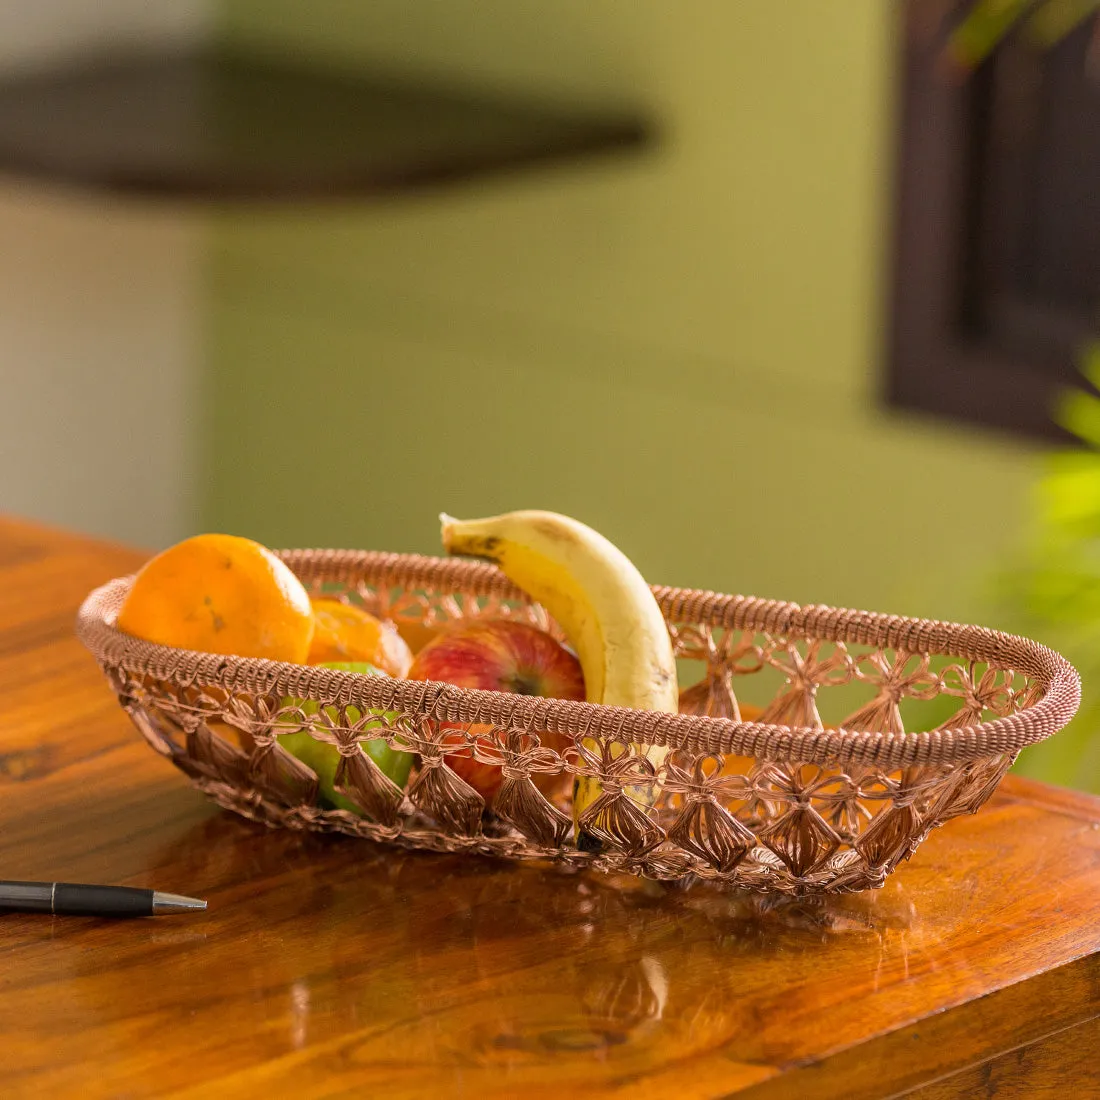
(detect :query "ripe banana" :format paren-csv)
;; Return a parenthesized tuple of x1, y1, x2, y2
(439, 510, 678, 850)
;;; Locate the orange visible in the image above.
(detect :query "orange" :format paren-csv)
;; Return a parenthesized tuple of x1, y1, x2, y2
(394, 618, 446, 656)
(307, 598, 413, 676)
(117, 533, 314, 663)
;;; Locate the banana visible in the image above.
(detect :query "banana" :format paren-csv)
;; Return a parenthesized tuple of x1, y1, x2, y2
(439, 510, 678, 850)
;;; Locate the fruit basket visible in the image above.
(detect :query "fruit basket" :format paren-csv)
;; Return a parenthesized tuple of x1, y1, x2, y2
(76, 548, 1081, 895)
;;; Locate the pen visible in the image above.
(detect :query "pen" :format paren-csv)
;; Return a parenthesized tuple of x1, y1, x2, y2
(0, 880, 207, 917)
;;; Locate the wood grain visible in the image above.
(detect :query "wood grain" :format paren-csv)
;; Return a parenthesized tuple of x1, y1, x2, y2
(899, 1016, 1100, 1099)
(1, 515, 1098, 1099)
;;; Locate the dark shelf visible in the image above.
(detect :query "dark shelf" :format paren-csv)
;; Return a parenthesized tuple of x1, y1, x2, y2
(0, 49, 651, 202)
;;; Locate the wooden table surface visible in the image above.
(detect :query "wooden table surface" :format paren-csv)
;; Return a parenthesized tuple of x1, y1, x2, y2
(1, 516, 1098, 1099)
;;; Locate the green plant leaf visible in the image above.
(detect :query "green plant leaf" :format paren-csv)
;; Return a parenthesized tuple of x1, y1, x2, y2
(1055, 385, 1100, 447)
(949, 0, 1033, 69)
(1025, 0, 1100, 47)
(1039, 451, 1100, 532)
(949, 0, 1099, 70)
(990, 341, 1100, 792)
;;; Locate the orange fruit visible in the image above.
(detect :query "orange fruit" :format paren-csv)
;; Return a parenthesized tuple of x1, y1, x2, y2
(394, 618, 446, 655)
(117, 533, 314, 663)
(307, 598, 413, 677)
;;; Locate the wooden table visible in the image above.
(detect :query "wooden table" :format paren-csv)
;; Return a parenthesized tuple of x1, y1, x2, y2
(2, 516, 1098, 1099)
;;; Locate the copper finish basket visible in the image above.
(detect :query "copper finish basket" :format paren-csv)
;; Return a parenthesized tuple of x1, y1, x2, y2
(76, 549, 1081, 895)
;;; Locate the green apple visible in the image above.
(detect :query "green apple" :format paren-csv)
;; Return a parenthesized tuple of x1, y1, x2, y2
(278, 661, 413, 813)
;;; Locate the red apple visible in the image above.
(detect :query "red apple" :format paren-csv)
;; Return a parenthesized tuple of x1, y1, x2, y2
(406, 618, 585, 800)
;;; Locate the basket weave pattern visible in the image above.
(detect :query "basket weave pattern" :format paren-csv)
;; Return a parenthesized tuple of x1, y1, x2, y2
(76, 549, 1081, 895)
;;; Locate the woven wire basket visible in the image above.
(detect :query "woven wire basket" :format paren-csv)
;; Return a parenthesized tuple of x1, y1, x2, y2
(76, 549, 1081, 896)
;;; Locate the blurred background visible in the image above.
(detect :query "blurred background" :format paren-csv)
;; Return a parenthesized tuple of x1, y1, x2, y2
(0, 1, 1097, 791)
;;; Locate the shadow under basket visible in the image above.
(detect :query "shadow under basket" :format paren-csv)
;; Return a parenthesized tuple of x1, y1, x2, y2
(76, 549, 1080, 896)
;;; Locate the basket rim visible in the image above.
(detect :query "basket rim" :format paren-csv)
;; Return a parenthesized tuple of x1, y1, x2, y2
(74, 548, 1082, 768)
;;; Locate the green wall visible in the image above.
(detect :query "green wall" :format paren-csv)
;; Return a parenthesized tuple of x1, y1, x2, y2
(207, 3, 1074, 780)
